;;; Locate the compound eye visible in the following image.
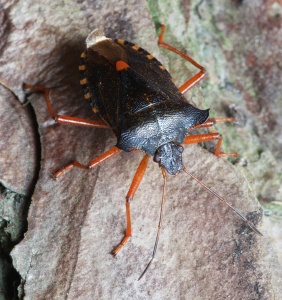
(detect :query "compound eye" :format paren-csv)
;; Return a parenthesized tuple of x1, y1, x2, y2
(153, 154, 161, 163)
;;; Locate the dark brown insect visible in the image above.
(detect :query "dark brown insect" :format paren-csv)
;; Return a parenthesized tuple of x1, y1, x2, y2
(24, 25, 262, 280)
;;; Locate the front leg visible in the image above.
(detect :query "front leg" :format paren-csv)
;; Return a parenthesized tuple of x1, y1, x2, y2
(113, 154, 149, 255)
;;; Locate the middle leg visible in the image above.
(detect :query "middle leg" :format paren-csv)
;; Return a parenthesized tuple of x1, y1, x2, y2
(54, 146, 122, 178)
(24, 84, 108, 128)
(184, 133, 237, 157)
(191, 117, 235, 130)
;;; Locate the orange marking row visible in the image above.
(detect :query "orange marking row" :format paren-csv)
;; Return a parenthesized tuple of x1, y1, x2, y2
(80, 78, 87, 85)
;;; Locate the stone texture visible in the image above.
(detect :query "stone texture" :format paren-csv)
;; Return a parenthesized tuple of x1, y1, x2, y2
(148, 0, 282, 204)
(0, 85, 38, 195)
(0, 83, 38, 299)
(0, 0, 281, 299)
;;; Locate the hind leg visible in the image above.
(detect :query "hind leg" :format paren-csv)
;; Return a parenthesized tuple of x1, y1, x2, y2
(158, 24, 206, 94)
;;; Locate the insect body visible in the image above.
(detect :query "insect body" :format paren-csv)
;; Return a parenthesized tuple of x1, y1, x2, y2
(24, 25, 262, 280)
(80, 29, 209, 175)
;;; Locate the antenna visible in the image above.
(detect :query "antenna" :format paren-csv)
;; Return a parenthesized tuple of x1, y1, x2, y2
(138, 165, 262, 281)
(182, 166, 263, 236)
(138, 168, 167, 280)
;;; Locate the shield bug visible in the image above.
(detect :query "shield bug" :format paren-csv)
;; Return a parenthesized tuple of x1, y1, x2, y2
(24, 25, 262, 280)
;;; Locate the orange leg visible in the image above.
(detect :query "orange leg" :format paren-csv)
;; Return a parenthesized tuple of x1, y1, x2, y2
(158, 24, 206, 94)
(192, 117, 235, 129)
(54, 146, 122, 178)
(23, 84, 108, 128)
(113, 154, 150, 255)
(184, 133, 237, 157)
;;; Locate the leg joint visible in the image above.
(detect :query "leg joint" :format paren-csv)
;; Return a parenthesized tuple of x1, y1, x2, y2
(126, 197, 133, 203)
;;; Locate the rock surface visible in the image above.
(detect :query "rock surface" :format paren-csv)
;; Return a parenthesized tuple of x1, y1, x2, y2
(148, 0, 282, 204)
(0, 0, 281, 299)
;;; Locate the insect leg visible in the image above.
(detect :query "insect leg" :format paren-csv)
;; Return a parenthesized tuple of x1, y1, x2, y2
(112, 154, 150, 255)
(54, 146, 122, 178)
(183, 133, 238, 157)
(23, 84, 108, 128)
(192, 117, 235, 129)
(158, 24, 206, 94)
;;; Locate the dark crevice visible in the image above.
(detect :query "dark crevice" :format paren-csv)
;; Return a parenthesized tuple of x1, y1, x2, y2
(0, 183, 28, 300)
(20, 99, 42, 201)
(0, 100, 41, 300)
